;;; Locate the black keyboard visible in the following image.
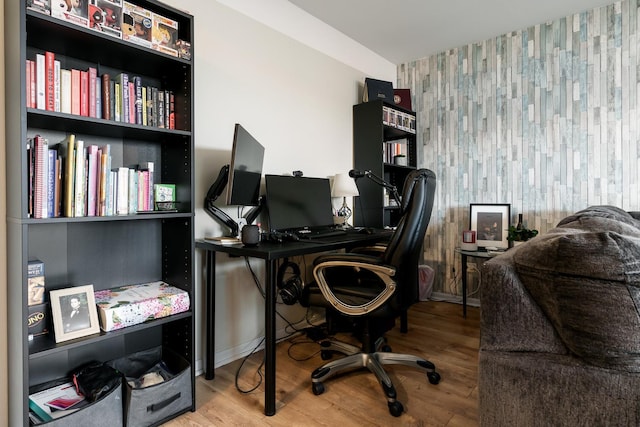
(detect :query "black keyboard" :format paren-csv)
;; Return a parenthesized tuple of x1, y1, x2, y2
(295, 228, 347, 239)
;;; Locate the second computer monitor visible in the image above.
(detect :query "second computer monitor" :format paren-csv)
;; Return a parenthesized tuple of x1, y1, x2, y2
(265, 175, 335, 233)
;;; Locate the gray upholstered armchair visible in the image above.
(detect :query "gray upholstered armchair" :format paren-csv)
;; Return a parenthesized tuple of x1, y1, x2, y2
(479, 206, 640, 426)
(299, 169, 439, 417)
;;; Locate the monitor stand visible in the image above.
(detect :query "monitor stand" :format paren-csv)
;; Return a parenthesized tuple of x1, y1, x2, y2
(204, 165, 265, 238)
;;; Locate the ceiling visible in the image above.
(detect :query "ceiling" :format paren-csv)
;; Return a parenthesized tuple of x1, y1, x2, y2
(288, 0, 616, 64)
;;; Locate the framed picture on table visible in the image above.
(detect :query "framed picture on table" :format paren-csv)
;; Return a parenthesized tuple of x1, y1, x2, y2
(50, 284, 100, 343)
(469, 203, 511, 250)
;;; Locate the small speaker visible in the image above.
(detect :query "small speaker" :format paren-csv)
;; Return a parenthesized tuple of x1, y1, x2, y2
(241, 225, 260, 246)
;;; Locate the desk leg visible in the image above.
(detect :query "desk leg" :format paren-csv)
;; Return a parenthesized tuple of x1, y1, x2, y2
(461, 254, 467, 318)
(264, 260, 277, 416)
(205, 250, 216, 380)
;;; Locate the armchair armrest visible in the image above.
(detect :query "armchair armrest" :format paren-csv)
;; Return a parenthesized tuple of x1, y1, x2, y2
(313, 255, 396, 316)
(349, 244, 387, 257)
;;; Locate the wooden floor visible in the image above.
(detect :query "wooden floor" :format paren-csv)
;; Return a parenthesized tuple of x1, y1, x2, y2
(165, 301, 480, 426)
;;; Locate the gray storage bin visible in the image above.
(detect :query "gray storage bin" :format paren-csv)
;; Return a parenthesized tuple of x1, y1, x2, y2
(108, 347, 192, 427)
(37, 381, 123, 427)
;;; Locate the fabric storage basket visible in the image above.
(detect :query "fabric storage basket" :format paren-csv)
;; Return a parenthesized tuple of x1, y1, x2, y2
(108, 346, 192, 427)
(34, 380, 123, 427)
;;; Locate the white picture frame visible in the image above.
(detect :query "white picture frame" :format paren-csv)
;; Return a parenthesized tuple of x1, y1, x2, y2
(50, 284, 100, 343)
(469, 203, 511, 250)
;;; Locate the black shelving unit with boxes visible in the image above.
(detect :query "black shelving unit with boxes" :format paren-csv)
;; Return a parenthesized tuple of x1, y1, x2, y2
(353, 100, 417, 228)
(5, 1, 195, 425)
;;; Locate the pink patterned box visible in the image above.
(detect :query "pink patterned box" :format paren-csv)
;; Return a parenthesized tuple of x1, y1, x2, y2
(95, 281, 190, 332)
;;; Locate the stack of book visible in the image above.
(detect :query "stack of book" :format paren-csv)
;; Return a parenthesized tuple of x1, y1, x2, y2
(27, 134, 158, 218)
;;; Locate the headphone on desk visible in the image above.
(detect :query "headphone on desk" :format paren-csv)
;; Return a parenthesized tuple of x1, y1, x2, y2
(277, 259, 304, 305)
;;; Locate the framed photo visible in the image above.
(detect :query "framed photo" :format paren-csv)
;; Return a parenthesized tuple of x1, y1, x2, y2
(50, 285, 100, 343)
(470, 203, 511, 250)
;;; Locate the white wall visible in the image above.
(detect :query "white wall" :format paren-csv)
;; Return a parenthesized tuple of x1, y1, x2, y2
(161, 0, 394, 371)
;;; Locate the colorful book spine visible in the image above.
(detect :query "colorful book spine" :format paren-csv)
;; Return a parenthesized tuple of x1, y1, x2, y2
(80, 70, 89, 117)
(73, 139, 85, 217)
(54, 60, 61, 112)
(71, 69, 81, 115)
(101, 74, 111, 120)
(36, 54, 45, 110)
(45, 51, 55, 111)
(47, 148, 56, 218)
(88, 67, 97, 118)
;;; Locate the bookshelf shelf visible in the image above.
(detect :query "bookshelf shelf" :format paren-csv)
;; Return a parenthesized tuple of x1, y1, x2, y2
(353, 100, 418, 228)
(6, 1, 195, 425)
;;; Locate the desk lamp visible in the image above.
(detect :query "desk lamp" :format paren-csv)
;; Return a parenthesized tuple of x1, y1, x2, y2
(331, 173, 359, 227)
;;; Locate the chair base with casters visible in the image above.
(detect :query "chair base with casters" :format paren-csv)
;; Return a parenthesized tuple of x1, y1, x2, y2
(309, 319, 441, 417)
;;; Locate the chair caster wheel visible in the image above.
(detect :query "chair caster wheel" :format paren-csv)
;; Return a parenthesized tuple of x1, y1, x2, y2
(320, 350, 332, 360)
(380, 344, 392, 352)
(388, 400, 404, 417)
(427, 371, 441, 384)
(312, 382, 325, 395)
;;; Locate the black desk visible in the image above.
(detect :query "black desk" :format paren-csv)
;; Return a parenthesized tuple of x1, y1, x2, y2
(196, 230, 392, 416)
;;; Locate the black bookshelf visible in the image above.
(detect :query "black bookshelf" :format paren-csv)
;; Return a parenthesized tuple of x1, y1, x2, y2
(5, 1, 195, 425)
(353, 100, 418, 228)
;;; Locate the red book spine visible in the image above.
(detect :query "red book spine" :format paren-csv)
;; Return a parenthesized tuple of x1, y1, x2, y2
(45, 51, 55, 111)
(26, 60, 32, 108)
(30, 60, 37, 109)
(169, 92, 175, 129)
(80, 71, 89, 116)
(71, 69, 81, 115)
(88, 67, 97, 118)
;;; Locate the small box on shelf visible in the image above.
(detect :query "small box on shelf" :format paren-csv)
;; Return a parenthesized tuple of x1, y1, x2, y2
(28, 259, 46, 306)
(28, 302, 51, 340)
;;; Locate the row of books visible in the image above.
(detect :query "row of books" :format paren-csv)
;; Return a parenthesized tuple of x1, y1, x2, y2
(383, 139, 408, 164)
(26, 51, 176, 129)
(27, 0, 191, 60)
(382, 105, 416, 134)
(27, 134, 160, 219)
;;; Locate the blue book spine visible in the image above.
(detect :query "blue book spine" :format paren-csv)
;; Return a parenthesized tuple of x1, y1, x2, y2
(47, 148, 56, 218)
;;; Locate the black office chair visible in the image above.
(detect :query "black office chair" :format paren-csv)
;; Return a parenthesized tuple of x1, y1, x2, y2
(299, 168, 439, 417)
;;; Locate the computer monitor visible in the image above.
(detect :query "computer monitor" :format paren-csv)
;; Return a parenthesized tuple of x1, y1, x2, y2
(265, 175, 335, 233)
(204, 123, 265, 237)
(226, 123, 265, 206)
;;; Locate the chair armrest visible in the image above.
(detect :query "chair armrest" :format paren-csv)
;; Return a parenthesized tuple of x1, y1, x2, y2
(349, 245, 387, 256)
(313, 258, 396, 316)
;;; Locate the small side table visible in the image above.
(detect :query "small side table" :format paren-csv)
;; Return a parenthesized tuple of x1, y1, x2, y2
(455, 248, 496, 317)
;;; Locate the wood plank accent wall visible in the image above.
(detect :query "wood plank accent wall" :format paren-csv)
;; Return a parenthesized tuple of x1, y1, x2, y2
(399, 0, 640, 295)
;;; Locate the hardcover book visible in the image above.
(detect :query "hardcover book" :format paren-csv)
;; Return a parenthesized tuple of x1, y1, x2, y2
(393, 89, 412, 111)
(363, 77, 394, 103)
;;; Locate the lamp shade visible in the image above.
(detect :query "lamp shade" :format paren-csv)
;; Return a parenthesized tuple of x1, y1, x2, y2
(331, 173, 359, 197)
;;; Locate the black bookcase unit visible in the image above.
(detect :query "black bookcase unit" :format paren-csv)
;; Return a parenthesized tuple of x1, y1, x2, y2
(5, 1, 194, 425)
(353, 100, 417, 228)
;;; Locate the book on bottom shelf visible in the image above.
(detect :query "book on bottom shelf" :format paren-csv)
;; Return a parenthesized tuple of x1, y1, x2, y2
(29, 381, 86, 423)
